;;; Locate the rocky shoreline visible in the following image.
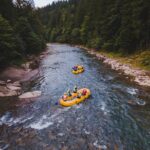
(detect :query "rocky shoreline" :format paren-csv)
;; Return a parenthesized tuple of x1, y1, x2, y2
(76, 45, 150, 87)
(0, 49, 49, 98)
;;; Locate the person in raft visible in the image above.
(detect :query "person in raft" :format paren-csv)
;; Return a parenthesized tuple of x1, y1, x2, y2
(62, 93, 67, 100)
(73, 86, 78, 93)
(82, 89, 87, 96)
(72, 66, 78, 71)
(67, 89, 72, 97)
(77, 92, 82, 98)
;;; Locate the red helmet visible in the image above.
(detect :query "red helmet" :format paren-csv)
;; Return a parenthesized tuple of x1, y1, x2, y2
(82, 89, 87, 95)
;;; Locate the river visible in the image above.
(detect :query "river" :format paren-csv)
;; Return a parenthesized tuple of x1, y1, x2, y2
(0, 44, 150, 150)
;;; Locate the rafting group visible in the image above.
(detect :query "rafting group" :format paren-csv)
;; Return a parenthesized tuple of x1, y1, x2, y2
(59, 65, 91, 107)
(72, 65, 84, 74)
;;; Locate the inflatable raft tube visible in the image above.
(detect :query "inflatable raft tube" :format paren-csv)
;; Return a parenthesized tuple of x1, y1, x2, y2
(60, 88, 91, 107)
(72, 65, 84, 74)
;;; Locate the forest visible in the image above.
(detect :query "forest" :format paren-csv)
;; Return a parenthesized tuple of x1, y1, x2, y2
(0, 0, 46, 68)
(0, 0, 150, 69)
(38, 0, 150, 68)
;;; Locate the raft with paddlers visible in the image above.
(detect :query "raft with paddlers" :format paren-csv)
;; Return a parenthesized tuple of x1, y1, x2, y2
(59, 87, 91, 107)
(72, 65, 84, 74)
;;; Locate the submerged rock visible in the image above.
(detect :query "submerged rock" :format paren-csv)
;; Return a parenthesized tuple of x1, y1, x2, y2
(127, 100, 137, 105)
(19, 91, 41, 99)
(127, 99, 146, 106)
(136, 99, 146, 106)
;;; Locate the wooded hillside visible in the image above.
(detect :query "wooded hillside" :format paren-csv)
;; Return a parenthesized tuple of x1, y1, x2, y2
(0, 0, 46, 68)
(38, 0, 150, 54)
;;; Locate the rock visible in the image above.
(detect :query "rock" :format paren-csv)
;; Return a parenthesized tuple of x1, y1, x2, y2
(0, 81, 21, 97)
(136, 99, 146, 106)
(1, 90, 18, 97)
(29, 59, 39, 69)
(0, 82, 21, 97)
(13, 81, 21, 87)
(19, 91, 41, 99)
(39, 54, 45, 60)
(7, 79, 11, 83)
(0, 90, 18, 97)
(0, 86, 7, 92)
(0, 80, 6, 85)
(0, 67, 27, 80)
(21, 62, 30, 70)
(127, 100, 137, 105)
(127, 99, 146, 106)
(7, 85, 21, 91)
(20, 69, 39, 82)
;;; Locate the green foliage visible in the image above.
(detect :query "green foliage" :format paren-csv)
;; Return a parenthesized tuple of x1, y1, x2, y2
(138, 51, 150, 68)
(89, 37, 102, 50)
(0, 0, 46, 68)
(80, 16, 90, 44)
(15, 17, 45, 54)
(50, 28, 60, 41)
(38, 0, 150, 55)
(25, 32, 43, 54)
(102, 42, 114, 51)
(141, 55, 150, 67)
(71, 28, 80, 43)
(0, 15, 20, 67)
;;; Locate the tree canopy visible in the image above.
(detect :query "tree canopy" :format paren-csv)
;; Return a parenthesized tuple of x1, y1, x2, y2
(0, 0, 46, 68)
(38, 0, 150, 54)
(0, 0, 149, 68)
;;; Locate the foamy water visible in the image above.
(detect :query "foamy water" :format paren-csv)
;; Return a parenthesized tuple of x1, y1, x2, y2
(100, 102, 109, 115)
(93, 140, 107, 149)
(28, 107, 70, 130)
(0, 112, 33, 126)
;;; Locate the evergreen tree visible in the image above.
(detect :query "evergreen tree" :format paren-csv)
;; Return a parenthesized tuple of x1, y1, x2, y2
(0, 15, 20, 67)
(38, 0, 150, 54)
(0, 0, 46, 68)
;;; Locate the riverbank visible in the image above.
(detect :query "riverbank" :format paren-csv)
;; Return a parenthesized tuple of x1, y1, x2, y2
(0, 48, 49, 97)
(76, 45, 150, 87)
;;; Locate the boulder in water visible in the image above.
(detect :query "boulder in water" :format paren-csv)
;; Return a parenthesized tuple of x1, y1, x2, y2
(127, 99, 146, 106)
(19, 91, 41, 99)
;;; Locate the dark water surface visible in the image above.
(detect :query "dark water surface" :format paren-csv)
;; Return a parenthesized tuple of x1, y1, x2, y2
(0, 44, 150, 150)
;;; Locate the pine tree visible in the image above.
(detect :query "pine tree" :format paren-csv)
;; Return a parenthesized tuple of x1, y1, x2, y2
(0, 15, 20, 67)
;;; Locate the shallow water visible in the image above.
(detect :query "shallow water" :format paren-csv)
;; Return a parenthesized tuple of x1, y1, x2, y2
(0, 44, 150, 150)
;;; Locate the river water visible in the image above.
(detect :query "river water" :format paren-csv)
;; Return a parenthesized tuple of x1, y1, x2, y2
(0, 44, 150, 150)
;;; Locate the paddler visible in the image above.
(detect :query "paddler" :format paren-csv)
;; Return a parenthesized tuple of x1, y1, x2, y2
(73, 86, 78, 93)
(67, 89, 72, 97)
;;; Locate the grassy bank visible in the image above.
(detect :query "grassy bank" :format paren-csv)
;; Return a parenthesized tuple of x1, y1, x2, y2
(98, 50, 150, 71)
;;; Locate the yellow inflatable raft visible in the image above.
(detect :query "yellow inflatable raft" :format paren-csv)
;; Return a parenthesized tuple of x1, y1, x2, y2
(72, 65, 84, 74)
(60, 88, 91, 107)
